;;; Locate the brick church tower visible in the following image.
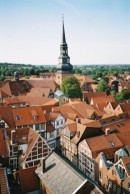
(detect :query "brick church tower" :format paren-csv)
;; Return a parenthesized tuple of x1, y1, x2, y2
(55, 18, 73, 86)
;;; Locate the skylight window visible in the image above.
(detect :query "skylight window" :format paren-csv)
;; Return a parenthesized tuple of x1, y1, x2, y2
(109, 141, 115, 147)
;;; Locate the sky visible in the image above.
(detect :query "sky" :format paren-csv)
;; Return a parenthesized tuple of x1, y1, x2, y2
(0, 0, 130, 65)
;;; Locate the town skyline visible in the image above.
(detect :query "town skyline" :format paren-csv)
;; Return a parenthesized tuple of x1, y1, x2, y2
(0, 0, 130, 65)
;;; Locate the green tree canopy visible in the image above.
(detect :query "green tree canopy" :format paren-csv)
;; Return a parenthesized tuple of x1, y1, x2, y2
(61, 76, 82, 99)
(97, 78, 110, 95)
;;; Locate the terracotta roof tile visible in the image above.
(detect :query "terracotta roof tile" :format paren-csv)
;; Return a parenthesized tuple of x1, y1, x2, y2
(19, 166, 39, 193)
(0, 80, 30, 96)
(101, 119, 130, 133)
(117, 131, 130, 146)
(27, 87, 51, 97)
(83, 91, 107, 99)
(0, 90, 9, 98)
(12, 106, 46, 126)
(26, 78, 57, 92)
(86, 134, 123, 159)
(121, 157, 130, 176)
(0, 106, 15, 128)
(90, 95, 115, 105)
(5, 96, 58, 108)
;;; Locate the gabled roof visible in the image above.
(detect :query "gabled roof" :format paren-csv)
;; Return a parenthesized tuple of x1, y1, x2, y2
(19, 166, 39, 193)
(12, 106, 47, 126)
(35, 152, 86, 194)
(71, 102, 103, 118)
(52, 101, 103, 120)
(49, 112, 62, 121)
(74, 75, 96, 84)
(86, 134, 123, 158)
(83, 91, 107, 99)
(0, 106, 15, 128)
(0, 168, 10, 194)
(20, 130, 52, 163)
(102, 119, 130, 134)
(5, 96, 58, 108)
(0, 80, 30, 96)
(27, 87, 51, 97)
(0, 129, 8, 157)
(90, 95, 115, 105)
(12, 128, 30, 145)
(26, 78, 57, 92)
(117, 131, 130, 146)
(119, 103, 130, 112)
(0, 90, 9, 98)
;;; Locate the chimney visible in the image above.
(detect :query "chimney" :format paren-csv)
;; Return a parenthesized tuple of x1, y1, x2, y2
(41, 158, 46, 173)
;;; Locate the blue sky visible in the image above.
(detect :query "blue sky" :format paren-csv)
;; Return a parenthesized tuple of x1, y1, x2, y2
(0, 0, 130, 65)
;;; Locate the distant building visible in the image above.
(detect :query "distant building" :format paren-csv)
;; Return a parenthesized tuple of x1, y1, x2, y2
(55, 18, 73, 86)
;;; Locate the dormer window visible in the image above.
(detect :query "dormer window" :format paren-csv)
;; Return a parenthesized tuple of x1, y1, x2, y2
(15, 115, 21, 121)
(33, 115, 38, 120)
(109, 141, 115, 147)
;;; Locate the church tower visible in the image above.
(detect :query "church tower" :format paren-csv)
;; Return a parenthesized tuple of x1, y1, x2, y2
(56, 18, 73, 86)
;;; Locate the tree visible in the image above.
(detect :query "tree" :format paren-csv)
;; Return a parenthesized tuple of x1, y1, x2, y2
(121, 89, 130, 100)
(97, 78, 110, 94)
(61, 76, 82, 99)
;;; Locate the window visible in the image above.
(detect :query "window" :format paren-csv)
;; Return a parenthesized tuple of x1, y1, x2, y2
(35, 124, 39, 131)
(99, 171, 103, 181)
(61, 119, 63, 125)
(56, 121, 59, 126)
(50, 131, 54, 138)
(41, 123, 45, 131)
(15, 115, 21, 121)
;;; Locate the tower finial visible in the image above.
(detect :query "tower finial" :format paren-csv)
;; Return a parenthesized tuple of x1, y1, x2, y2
(61, 14, 66, 44)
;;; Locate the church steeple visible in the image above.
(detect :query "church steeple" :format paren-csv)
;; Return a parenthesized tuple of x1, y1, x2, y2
(61, 17, 66, 44)
(57, 17, 73, 73)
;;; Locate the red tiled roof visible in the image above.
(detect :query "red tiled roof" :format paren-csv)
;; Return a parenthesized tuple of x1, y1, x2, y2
(0, 80, 30, 96)
(0, 106, 15, 128)
(121, 157, 130, 176)
(74, 75, 96, 84)
(26, 78, 57, 92)
(12, 106, 47, 126)
(27, 87, 51, 97)
(83, 91, 107, 99)
(86, 134, 123, 158)
(0, 90, 9, 98)
(5, 96, 58, 108)
(90, 95, 115, 105)
(53, 102, 103, 120)
(102, 119, 130, 133)
(117, 131, 130, 146)
(19, 166, 39, 193)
